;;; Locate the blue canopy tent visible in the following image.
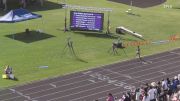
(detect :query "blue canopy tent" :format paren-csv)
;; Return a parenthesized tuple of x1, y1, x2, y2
(0, 8, 42, 23)
(0, 8, 42, 39)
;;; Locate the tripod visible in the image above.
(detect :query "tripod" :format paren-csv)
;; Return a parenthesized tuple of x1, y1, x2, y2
(108, 37, 128, 56)
(61, 37, 76, 57)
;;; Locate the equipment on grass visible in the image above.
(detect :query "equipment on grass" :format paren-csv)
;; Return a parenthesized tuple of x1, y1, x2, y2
(61, 37, 76, 57)
(2, 74, 8, 79)
(116, 26, 143, 39)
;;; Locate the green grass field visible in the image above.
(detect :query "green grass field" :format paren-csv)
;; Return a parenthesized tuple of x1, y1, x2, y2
(0, 0, 180, 88)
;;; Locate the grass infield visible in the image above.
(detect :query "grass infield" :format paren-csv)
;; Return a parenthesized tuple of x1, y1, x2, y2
(0, 0, 180, 88)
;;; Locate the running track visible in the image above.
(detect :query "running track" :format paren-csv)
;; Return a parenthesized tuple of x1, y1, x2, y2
(1, 48, 180, 101)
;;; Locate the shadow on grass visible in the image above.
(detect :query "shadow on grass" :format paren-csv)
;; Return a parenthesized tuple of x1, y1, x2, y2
(3, 77, 18, 81)
(75, 57, 88, 63)
(172, 7, 180, 10)
(5, 30, 55, 43)
(127, 12, 141, 17)
(73, 31, 118, 39)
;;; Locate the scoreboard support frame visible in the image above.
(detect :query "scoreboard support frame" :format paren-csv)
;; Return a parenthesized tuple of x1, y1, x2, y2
(63, 4, 112, 33)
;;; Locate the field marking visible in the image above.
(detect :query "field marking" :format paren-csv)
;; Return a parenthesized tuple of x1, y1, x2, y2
(0, 49, 179, 100)
(0, 91, 14, 97)
(25, 52, 175, 92)
(0, 66, 179, 100)
(169, 51, 180, 55)
(22, 56, 180, 98)
(129, 58, 180, 75)
(9, 89, 31, 100)
(0, 50, 175, 97)
(3, 96, 22, 101)
(108, 53, 175, 71)
(26, 80, 93, 96)
(34, 83, 114, 100)
(159, 71, 167, 75)
(131, 64, 180, 79)
(110, 55, 180, 73)
(18, 74, 88, 92)
(102, 68, 145, 84)
(12, 52, 176, 94)
(32, 64, 180, 101)
(98, 74, 178, 101)
(87, 79, 96, 83)
(68, 69, 180, 101)
(3, 56, 180, 100)
(49, 83, 56, 88)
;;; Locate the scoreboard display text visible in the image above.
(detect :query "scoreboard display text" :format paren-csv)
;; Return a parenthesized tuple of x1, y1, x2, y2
(70, 11, 104, 31)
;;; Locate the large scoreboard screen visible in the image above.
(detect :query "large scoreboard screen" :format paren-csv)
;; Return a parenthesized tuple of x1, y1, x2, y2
(70, 11, 104, 31)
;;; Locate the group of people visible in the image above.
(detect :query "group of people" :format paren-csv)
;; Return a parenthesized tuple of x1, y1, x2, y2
(104, 75, 180, 101)
(0, 0, 45, 11)
(3, 65, 14, 80)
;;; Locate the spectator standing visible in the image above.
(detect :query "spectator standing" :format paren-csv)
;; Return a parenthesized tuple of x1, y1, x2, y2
(135, 88, 141, 101)
(106, 93, 115, 101)
(142, 92, 150, 101)
(148, 86, 157, 101)
(172, 76, 180, 93)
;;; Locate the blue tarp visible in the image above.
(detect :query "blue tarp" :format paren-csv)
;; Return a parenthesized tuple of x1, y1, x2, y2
(0, 8, 42, 23)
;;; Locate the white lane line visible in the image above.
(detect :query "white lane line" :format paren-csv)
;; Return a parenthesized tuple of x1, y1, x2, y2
(14, 52, 177, 94)
(159, 71, 166, 75)
(1, 51, 177, 99)
(132, 64, 180, 79)
(31, 81, 96, 99)
(26, 79, 90, 95)
(82, 71, 92, 74)
(35, 66, 180, 101)
(49, 83, 56, 88)
(97, 54, 180, 78)
(129, 58, 180, 75)
(0, 52, 175, 97)
(108, 59, 180, 80)
(169, 51, 180, 55)
(98, 75, 177, 101)
(74, 68, 180, 101)
(27, 60, 180, 98)
(111, 55, 180, 73)
(47, 84, 118, 101)
(88, 79, 96, 83)
(9, 89, 31, 100)
(19, 74, 88, 92)
(3, 96, 22, 101)
(2, 53, 179, 100)
(68, 70, 180, 101)
(25, 53, 174, 93)
(103, 68, 145, 84)
(108, 53, 175, 71)
(33, 83, 113, 100)
(24, 58, 180, 100)
(0, 91, 15, 97)
(32, 62, 178, 100)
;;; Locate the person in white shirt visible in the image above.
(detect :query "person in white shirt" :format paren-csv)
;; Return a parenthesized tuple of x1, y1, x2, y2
(162, 79, 168, 91)
(148, 86, 157, 101)
(142, 92, 150, 101)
